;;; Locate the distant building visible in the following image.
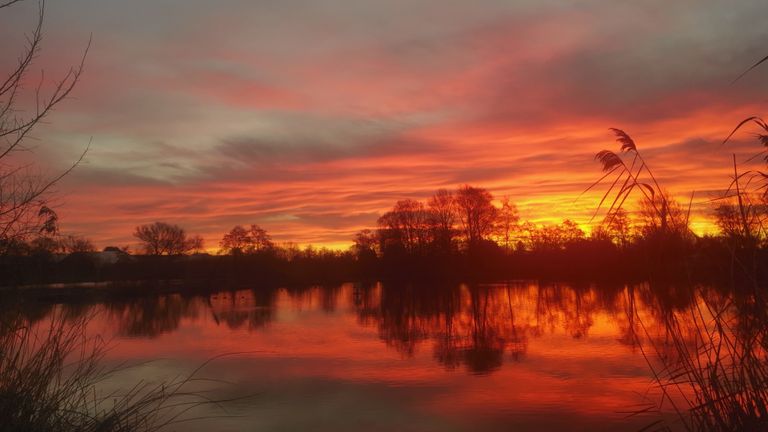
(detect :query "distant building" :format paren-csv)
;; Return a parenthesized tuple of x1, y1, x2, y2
(95, 247, 133, 265)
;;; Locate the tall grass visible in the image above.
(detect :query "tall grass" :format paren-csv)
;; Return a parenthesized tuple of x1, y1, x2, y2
(715, 117, 768, 284)
(630, 287, 768, 431)
(0, 310, 228, 431)
(592, 124, 768, 430)
(587, 129, 695, 236)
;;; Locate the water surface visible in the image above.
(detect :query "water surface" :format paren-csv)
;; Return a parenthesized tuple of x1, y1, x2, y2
(25, 281, 695, 431)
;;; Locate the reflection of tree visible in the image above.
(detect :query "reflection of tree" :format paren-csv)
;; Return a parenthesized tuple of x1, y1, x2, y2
(107, 294, 200, 338)
(354, 281, 671, 375)
(320, 286, 340, 313)
(616, 285, 641, 349)
(462, 289, 505, 373)
(356, 283, 533, 374)
(533, 284, 604, 339)
(208, 289, 276, 331)
(504, 285, 527, 360)
(104, 288, 281, 336)
(0, 299, 53, 339)
(371, 284, 434, 357)
(283, 285, 342, 315)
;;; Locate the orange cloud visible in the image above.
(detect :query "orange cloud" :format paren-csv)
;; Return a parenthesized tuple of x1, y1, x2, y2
(5, 0, 766, 249)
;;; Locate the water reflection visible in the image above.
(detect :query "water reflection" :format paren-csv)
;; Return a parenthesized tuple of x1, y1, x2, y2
(7, 281, 734, 374)
(356, 284, 523, 374)
(354, 282, 660, 374)
(9, 280, 766, 430)
(208, 290, 275, 331)
(106, 295, 200, 338)
(621, 284, 768, 430)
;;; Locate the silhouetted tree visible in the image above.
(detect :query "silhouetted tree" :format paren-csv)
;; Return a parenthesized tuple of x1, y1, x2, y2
(714, 198, 766, 250)
(715, 203, 743, 240)
(559, 219, 585, 245)
(638, 191, 688, 239)
(187, 235, 205, 254)
(28, 235, 59, 255)
(0, 1, 88, 254)
(60, 235, 95, 253)
(525, 220, 585, 251)
(427, 189, 458, 252)
(352, 229, 378, 257)
(455, 185, 498, 247)
(275, 242, 301, 261)
(495, 196, 519, 251)
(601, 208, 632, 249)
(377, 199, 429, 253)
(219, 224, 273, 254)
(133, 222, 200, 255)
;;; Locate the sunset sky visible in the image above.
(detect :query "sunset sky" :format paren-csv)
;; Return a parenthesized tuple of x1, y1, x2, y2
(3, 0, 768, 250)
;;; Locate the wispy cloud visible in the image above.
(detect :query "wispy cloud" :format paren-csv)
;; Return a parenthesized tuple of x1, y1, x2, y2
(4, 0, 768, 248)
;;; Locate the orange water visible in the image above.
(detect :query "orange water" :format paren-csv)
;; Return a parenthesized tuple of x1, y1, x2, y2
(37, 282, 694, 431)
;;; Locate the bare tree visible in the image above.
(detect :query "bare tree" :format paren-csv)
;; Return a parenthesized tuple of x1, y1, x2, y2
(525, 220, 584, 251)
(351, 228, 378, 259)
(494, 196, 519, 251)
(427, 189, 457, 251)
(601, 208, 632, 249)
(219, 224, 273, 254)
(60, 234, 95, 253)
(714, 199, 766, 249)
(455, 185, 498, 247)
(187, 234, 205, 254)
(377, 199, 430, 253)
(352, 229, 376, 252)
(133, 222, 200, 255)
(0, 0, 89, 253)
(638, 190, 688, 239)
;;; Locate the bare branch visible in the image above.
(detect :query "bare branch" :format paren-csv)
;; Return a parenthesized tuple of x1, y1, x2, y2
(0, 0, 24, 10)
(0, 1, 90, 247)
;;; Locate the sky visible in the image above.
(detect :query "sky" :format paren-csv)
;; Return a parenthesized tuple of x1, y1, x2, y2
(2, 0, 768, 250)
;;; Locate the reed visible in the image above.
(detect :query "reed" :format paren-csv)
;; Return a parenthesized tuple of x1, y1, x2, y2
(594, 123, 768, 430)
(630, 287, 768, 431)
(717, 118, 768, 282)
(587, 129, 672, 230)
(0, 310, 228, 432)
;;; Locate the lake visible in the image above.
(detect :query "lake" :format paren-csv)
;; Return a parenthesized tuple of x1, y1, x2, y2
(16, 281, 703, 431)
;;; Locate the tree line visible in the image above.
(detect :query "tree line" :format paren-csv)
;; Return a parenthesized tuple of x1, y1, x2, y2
(349, 184, 758, 257)
(0, 176, 765, 283)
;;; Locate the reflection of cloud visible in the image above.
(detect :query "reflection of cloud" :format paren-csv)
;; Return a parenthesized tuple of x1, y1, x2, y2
(4, 0, 767, 247)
